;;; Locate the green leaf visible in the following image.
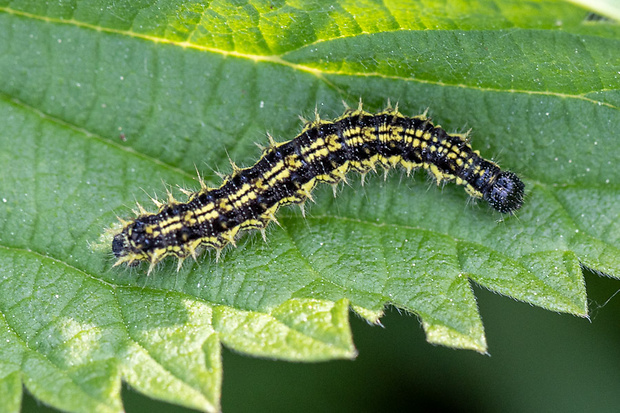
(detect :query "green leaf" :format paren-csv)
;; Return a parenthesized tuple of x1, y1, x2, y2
(1, 1, 619, 412)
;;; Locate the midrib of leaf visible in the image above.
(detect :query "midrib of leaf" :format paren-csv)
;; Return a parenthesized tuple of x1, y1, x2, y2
(0, 6, 329, 74)
(2, 5, 618, 108)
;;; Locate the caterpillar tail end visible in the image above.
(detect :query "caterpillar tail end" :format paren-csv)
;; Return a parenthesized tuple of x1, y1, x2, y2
(111, 231, 147, 269)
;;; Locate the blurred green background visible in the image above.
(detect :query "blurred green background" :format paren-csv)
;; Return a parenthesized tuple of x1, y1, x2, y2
(23, 267, 619, 412)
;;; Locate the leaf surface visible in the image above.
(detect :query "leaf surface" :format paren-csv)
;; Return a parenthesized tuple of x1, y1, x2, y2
(0, 1, 619, 411)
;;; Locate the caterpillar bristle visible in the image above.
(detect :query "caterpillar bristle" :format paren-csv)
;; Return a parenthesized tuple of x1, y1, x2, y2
(176, 257, 185, 272)
(229, 158, 241, 174)
(178, 186, 193, 197)
(136, 202, 148, 215)
(165, 188, 176, 204)
(266, 132, 277, 148)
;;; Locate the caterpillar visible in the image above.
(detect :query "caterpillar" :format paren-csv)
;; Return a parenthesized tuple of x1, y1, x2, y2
(112, 103, 524, 273)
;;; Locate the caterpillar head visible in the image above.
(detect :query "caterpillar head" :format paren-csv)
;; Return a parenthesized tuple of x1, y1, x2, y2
(484, 171, 525, 214)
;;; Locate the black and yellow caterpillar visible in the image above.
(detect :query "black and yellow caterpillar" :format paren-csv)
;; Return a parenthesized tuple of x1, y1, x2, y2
(112, 104, 524, 272)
